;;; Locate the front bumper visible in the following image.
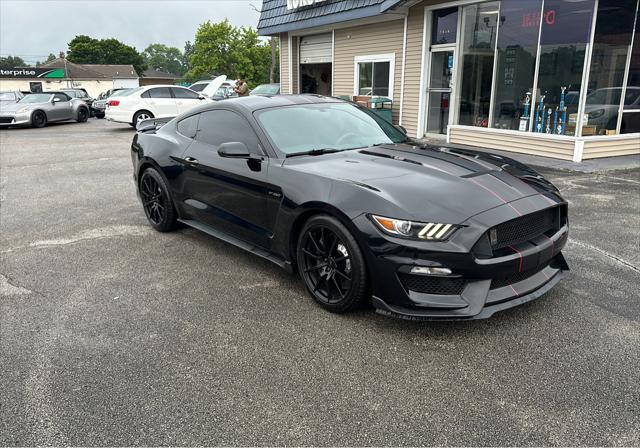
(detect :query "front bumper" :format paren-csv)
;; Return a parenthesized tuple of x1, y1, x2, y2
(354, 195, 570, 320)
(0, 112, 31, 127)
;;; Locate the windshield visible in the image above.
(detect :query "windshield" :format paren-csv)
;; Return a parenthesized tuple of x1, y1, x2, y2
(252, 84, 279, 95)
(189, 83, 208, 92)
(255, 102, 407, 155)
(19, 94, 52, 104)
(0, 92, 16, 101)
(110, 89, 130, 98)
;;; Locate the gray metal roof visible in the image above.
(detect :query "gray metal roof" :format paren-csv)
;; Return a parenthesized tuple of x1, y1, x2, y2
(258, 0, 406, 35)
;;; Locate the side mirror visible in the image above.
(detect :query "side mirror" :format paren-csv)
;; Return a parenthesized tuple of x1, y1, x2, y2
(198, 95, 205, 100)
(218, 141, 250, 158)
(52, 97, 62, 103)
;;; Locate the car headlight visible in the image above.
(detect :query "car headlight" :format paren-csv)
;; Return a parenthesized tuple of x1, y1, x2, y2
(370, 215, 459, 241)
(17, 106, 30, 113)
(589, 108, 605, 119)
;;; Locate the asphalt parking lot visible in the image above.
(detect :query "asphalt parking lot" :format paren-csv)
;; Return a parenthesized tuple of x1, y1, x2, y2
(1, 119, 639, 446)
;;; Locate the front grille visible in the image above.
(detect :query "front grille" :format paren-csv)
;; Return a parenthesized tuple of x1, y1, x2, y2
(491, 266, 548, 289)
(0, 117, 14, 124)
(491, 208, 556, 250)
(399, 273, 466, 295)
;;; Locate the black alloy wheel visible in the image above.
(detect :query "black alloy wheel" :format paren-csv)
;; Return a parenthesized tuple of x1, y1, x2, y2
(77, 107, 89, 122)
(139, 168, 177, 232)
(297, 215, 368, 313)
(32, 111, 47, 128)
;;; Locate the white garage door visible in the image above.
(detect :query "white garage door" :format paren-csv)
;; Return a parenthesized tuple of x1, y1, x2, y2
(113, 78, 139, 89)
(299, 33, 332, 64)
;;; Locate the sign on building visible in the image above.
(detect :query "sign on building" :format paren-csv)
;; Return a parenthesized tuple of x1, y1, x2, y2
(287, 0, 327, 10)
(0, 68, 65, 79)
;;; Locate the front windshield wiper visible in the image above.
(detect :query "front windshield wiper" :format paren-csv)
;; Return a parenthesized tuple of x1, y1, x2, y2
(285, 148, 344, 158)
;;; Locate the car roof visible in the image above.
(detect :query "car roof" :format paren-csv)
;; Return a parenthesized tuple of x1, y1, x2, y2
(222, 94, 343, 112)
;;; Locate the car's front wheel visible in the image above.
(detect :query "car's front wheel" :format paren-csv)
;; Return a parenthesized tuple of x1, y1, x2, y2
(32, 111, 47, 128)
(139, 168, 178, 232)
(297, 215, 369, 313)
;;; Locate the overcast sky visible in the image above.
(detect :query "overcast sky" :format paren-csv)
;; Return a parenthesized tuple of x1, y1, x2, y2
(0, 0, 262, 65)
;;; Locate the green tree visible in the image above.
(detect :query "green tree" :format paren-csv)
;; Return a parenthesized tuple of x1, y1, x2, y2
(142, 44, 185, 76)
(67, 35, 147, 75)
(0, 55, 27, 70)
(186, 20, 274, 87)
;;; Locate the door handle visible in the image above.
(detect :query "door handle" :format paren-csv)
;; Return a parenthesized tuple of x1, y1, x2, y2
(184, 157, 199, 165)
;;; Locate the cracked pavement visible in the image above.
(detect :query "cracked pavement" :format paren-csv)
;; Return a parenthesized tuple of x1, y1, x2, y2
(1, 120, 639, 446)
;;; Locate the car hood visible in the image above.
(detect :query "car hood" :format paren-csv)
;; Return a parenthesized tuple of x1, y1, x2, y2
(0, 102, 26, 113)
(283, 143, 554, 224)
(201, 75, 227, 98)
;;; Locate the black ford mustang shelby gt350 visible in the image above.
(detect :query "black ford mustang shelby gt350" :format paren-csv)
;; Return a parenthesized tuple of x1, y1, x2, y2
(131, 95, 569, 320)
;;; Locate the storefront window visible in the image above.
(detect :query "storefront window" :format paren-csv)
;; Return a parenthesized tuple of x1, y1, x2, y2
(432, 7, 458, 45)
(534, 0, 595, 136)
(622, 5, 640, 134)
(457, 1, 500, 127)
(356, 55, 393, 96)
(583, 0, 637, 135)
(491, 0, 543, 131)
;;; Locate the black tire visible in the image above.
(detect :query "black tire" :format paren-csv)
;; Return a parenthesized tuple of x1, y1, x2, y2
(296, 215, 369, 313)
(139, 168, 178, 232)
(133, 110, 154, 127)
(32, 111, 47, 128)
(76, 107, 89, 123)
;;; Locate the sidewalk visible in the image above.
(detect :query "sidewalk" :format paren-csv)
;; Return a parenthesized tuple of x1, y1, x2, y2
(420, 138, 640, 174)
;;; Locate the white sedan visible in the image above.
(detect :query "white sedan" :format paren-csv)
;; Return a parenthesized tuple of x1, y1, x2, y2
(105, 85, 211, 127)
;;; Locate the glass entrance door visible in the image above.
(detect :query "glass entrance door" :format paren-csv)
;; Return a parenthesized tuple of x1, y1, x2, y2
(426, 49, 455, 135)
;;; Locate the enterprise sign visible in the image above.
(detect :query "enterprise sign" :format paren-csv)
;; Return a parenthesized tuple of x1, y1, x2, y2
(0, 68, 65, 79)
(287, 0, 327, 10)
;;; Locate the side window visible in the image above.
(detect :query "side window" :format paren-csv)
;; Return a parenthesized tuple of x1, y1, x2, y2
(147, 87, 172, 99)
(196, 110, 260, 152)
(54, 93, 70, 101)
(141, 90, 150, 99)
(177, 114, 199, 139)
(172, 88, 200, 99)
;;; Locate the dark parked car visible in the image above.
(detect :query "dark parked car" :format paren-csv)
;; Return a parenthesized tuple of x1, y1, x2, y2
(130, 95, 569, 320)
(92, 88, 130, 118)
(0, 91, 25, 104)
(62, 88, 94, 115)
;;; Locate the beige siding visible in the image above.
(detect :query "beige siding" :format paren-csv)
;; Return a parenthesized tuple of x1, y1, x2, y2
(449, 127, 575, 160)
(334, 20, 405, 124)
(401, 3, 426, 136)
(280, 33, 290, 94)
(582, 136, 640, 159)
(291, 36, 299, 94)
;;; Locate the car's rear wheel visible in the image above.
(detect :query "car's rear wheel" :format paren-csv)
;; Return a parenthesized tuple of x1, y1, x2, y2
(297, 215, 368, 313)
(139, 168, 177, 232)
(76, 107, 89, 122)
(32, 111, 47, 128)
(133, 110, 154, 127)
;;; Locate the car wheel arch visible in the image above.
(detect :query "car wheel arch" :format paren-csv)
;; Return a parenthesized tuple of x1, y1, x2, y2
(30, 109, 47, 120)
(288, 203, 372, 277)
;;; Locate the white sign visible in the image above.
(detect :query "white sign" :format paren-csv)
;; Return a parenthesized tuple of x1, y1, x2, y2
(287, 0, 327, 10)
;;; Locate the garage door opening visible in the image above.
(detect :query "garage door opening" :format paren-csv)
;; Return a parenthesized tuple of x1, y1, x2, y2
(299, 33, 332, 95)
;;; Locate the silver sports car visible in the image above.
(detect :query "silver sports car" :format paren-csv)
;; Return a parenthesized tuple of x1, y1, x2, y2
(0, 91, 90, 128)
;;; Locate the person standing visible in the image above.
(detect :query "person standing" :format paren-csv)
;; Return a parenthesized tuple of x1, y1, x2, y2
(234, 79, 249, 97)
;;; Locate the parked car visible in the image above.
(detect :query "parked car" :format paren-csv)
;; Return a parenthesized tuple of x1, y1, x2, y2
(250, 83, 280, 96)
(0, 91, 90, 128)
(211, 85, 238, 101)
(62, 88, 95, 115)
(0, 91, 25, 104)
(189, 76, 233, 100)
(130, 95, 569, 320)
(105, 85, 211, 127)
(585, 86, 640, 133)
(92, 89, 131, 119)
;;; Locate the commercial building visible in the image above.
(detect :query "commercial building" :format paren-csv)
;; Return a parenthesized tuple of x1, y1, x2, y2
(0, 58, 138, 98)
(258, 0, 640, 161)
(140, 69, 181, 86)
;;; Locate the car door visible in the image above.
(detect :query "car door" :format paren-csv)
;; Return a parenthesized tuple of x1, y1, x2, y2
(49, 93, 74, 121)
(171, 87, 204, 114)
(177, 109, 281, 248)
(141, 87, 177, 117)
